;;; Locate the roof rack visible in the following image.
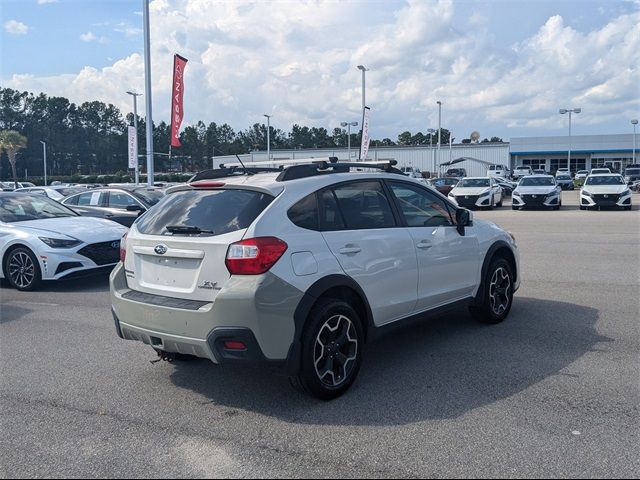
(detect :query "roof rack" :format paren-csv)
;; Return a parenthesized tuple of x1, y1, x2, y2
(188, 166, 281, 183)
(219, 157, 340, 169)
(276, 159, 401, 181)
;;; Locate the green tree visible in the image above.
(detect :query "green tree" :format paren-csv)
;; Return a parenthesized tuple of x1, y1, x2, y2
(0, 130, 28, 188)
(397, 131, 412, 145)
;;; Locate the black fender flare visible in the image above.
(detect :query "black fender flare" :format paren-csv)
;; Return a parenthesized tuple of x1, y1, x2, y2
(285, 274, 374, 375)
(473, 240, 517, 306)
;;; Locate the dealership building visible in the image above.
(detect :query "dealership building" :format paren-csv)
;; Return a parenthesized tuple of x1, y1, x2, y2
(218, 132, 638, 176)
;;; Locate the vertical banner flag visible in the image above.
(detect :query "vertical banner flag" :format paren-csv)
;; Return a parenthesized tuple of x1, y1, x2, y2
(359, 106, 371, 160)
(127, 125, 138, 169)
(171, 54, 188, 148)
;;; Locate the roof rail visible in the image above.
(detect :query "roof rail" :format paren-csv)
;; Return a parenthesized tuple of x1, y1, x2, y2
(276, 160, 401, 181)
(220, 157, 340, 169)
(188, 166, 281, 183)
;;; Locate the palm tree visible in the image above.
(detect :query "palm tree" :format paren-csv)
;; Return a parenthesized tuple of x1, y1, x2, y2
(0, 130, 28, 189)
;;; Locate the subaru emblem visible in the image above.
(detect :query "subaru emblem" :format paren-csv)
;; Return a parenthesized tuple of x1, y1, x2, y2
(154, 244, 168, 255)
(111, 241, 120, 249)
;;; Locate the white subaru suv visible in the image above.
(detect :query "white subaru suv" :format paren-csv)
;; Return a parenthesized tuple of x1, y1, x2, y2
(110, 160, 520, 399)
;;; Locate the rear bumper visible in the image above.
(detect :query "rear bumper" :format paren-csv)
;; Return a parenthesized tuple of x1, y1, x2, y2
(110, 263, 303, 364)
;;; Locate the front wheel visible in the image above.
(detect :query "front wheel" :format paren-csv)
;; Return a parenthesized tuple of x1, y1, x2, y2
(290, 299, 364, 400)
(470, 257, 514, 324)
(4, 247, 42, 291)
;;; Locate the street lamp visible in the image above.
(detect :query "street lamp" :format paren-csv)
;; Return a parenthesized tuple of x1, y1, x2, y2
(427, 128, 436, 174)
(632, 119, 638, 165)
(559, 108, 581, 174)
(357, 65, 368, 111)
(263, 114, 272, 161)
(142, 0, 154, 187)
(341, 121, 358, 160)
(39, 141, 47, 186)
(436, 101, 442, 172)
(126, 91, 143, 184)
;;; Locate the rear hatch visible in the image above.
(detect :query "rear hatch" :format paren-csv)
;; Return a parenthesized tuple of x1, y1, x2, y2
(123, 187, 274, 302)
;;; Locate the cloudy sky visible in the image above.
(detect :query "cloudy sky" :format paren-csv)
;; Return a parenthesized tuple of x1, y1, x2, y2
(1, 0, 639, 141)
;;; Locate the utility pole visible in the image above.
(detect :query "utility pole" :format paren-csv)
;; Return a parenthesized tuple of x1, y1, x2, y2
(559, 108, 581, 174)
(264, 114, 271, 161)
(437, 101, 442, 173)
(143, 0, 154, 187)
(40, 141, 47, 186)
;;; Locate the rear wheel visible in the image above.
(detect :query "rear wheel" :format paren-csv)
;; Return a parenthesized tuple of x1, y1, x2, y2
(470, 257, 514, 324)
(290, 298, 363, 400)
(3, 247, 42, 291)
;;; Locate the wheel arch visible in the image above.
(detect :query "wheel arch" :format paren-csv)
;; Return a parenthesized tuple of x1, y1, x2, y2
(286, 274, 374, 375)
(473, 240, 517, 306)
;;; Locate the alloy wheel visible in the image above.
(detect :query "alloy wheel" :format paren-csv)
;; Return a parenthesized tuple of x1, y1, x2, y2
(489, 267, 512, 316)
(8, 251, 36, 289)
(314, 315, 358, 387)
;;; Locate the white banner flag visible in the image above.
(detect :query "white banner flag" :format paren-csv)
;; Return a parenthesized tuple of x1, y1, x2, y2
(359, 107, 371, 160)
(127, 125, 137, 169)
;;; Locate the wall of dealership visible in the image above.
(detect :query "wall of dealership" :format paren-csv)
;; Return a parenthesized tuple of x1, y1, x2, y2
(510, 133, 639, 173)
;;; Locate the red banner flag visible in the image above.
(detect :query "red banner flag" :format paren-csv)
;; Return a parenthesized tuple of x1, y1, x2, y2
(170, 54, 188, 148)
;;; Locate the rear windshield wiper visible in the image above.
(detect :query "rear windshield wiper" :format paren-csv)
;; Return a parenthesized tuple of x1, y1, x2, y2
(165, 225, 214, 235)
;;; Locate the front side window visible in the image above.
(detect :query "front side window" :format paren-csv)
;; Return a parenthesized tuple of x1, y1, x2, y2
(331, 181, 396, 230)
(388, 182, 454, 227)
(108, 192, 140, 209)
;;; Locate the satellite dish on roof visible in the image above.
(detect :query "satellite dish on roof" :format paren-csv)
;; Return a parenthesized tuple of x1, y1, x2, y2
(470, 131, 480, 143)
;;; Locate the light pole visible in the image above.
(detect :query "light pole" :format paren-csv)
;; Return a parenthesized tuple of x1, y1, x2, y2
(263, 114, 271, 161)
(126, 91, 142, 184)
(427, 128, 436, 175)
(559, 108, 581, 174)
(40, 141, 47, 186)
(357, 65, 368, 111)
(437, 100, 442, 172)
(341, 121, 358, 160)
(449, 135, 455, 164)
(632, 119, 638, 165)
(142, 0, 154, 187)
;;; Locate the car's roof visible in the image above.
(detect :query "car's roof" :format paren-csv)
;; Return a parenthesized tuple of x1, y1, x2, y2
(588, 173, 622, 177)
(459, 176, 491, 180)
(522, 174, 554, 178)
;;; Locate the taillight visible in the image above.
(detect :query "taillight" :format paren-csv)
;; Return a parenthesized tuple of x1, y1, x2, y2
(225, 237, 288, 275)
(119, 232, 128, 263)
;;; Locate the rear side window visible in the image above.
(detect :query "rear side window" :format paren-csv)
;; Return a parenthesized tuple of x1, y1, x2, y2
(332, 181, 396, 230)
(136, 189, 273, 236)
(288, 193, 319, 230)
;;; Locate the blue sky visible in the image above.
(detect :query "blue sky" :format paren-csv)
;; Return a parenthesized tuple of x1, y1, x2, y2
(2, 0, 639, 140)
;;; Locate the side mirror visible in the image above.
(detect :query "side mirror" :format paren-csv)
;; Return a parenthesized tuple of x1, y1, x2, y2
(126, 204, 143, 212)
(456, 208, 472, 235)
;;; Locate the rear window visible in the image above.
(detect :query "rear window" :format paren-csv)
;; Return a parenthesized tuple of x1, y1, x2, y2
(136, 189, 273, 236)
(133, 188, 164, 206)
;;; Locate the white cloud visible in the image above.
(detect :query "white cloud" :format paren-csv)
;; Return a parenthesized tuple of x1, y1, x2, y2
(37, 0, 58, 4)
(80, 31, 108, 44)
(4, 0, 640, 139)
(4, 20, 28, 35)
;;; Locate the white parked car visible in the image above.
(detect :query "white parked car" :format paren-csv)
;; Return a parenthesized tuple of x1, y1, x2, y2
(580, 174, 632, 210)
(511, 175, 562, 210)
(575, 170, 589, 181)
(0, 192, 128, 291)
(111, 160, 520, 399)
(555, 168, 571, 176)
(513, 166, 533, 180)
(14, 186, 86, 201)
(488, 165, 510, 178)
(448, 177, 503, 209)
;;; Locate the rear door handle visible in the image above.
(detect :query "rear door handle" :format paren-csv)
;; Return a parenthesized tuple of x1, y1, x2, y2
(416, 240, 433, 250)
(339, 246, 361, 255)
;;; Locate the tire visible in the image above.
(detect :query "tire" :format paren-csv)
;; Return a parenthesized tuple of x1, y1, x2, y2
(3, 246, 42, 291)
(470, 257, 514, 324)
(580, 206, 586, 210)
(624, 205, 632, 211)
(290, 298, 364, 400)
(497, 197, 503, 207)
(512, 206, 519, 211)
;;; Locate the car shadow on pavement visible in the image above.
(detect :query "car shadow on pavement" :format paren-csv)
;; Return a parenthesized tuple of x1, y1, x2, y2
(0, 304, 31, 324)
(0, 272, 112, 293)
(169, 297, 608, 426)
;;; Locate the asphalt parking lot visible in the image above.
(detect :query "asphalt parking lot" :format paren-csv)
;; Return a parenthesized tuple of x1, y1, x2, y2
(1, 191, 639, 478)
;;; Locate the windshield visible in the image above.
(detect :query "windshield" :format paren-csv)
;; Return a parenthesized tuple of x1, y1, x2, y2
(556, 175, 571, 181)
(515, 167, 530, 172)
(520, 177, 555, 186)
(0, 194, 78, 223)
(625, 168, 640, 175)
(136, 189, 274, 236)
(460, 178, 490, 188)
(132, 188, 164, 206)
(585, 175, 625, 186)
